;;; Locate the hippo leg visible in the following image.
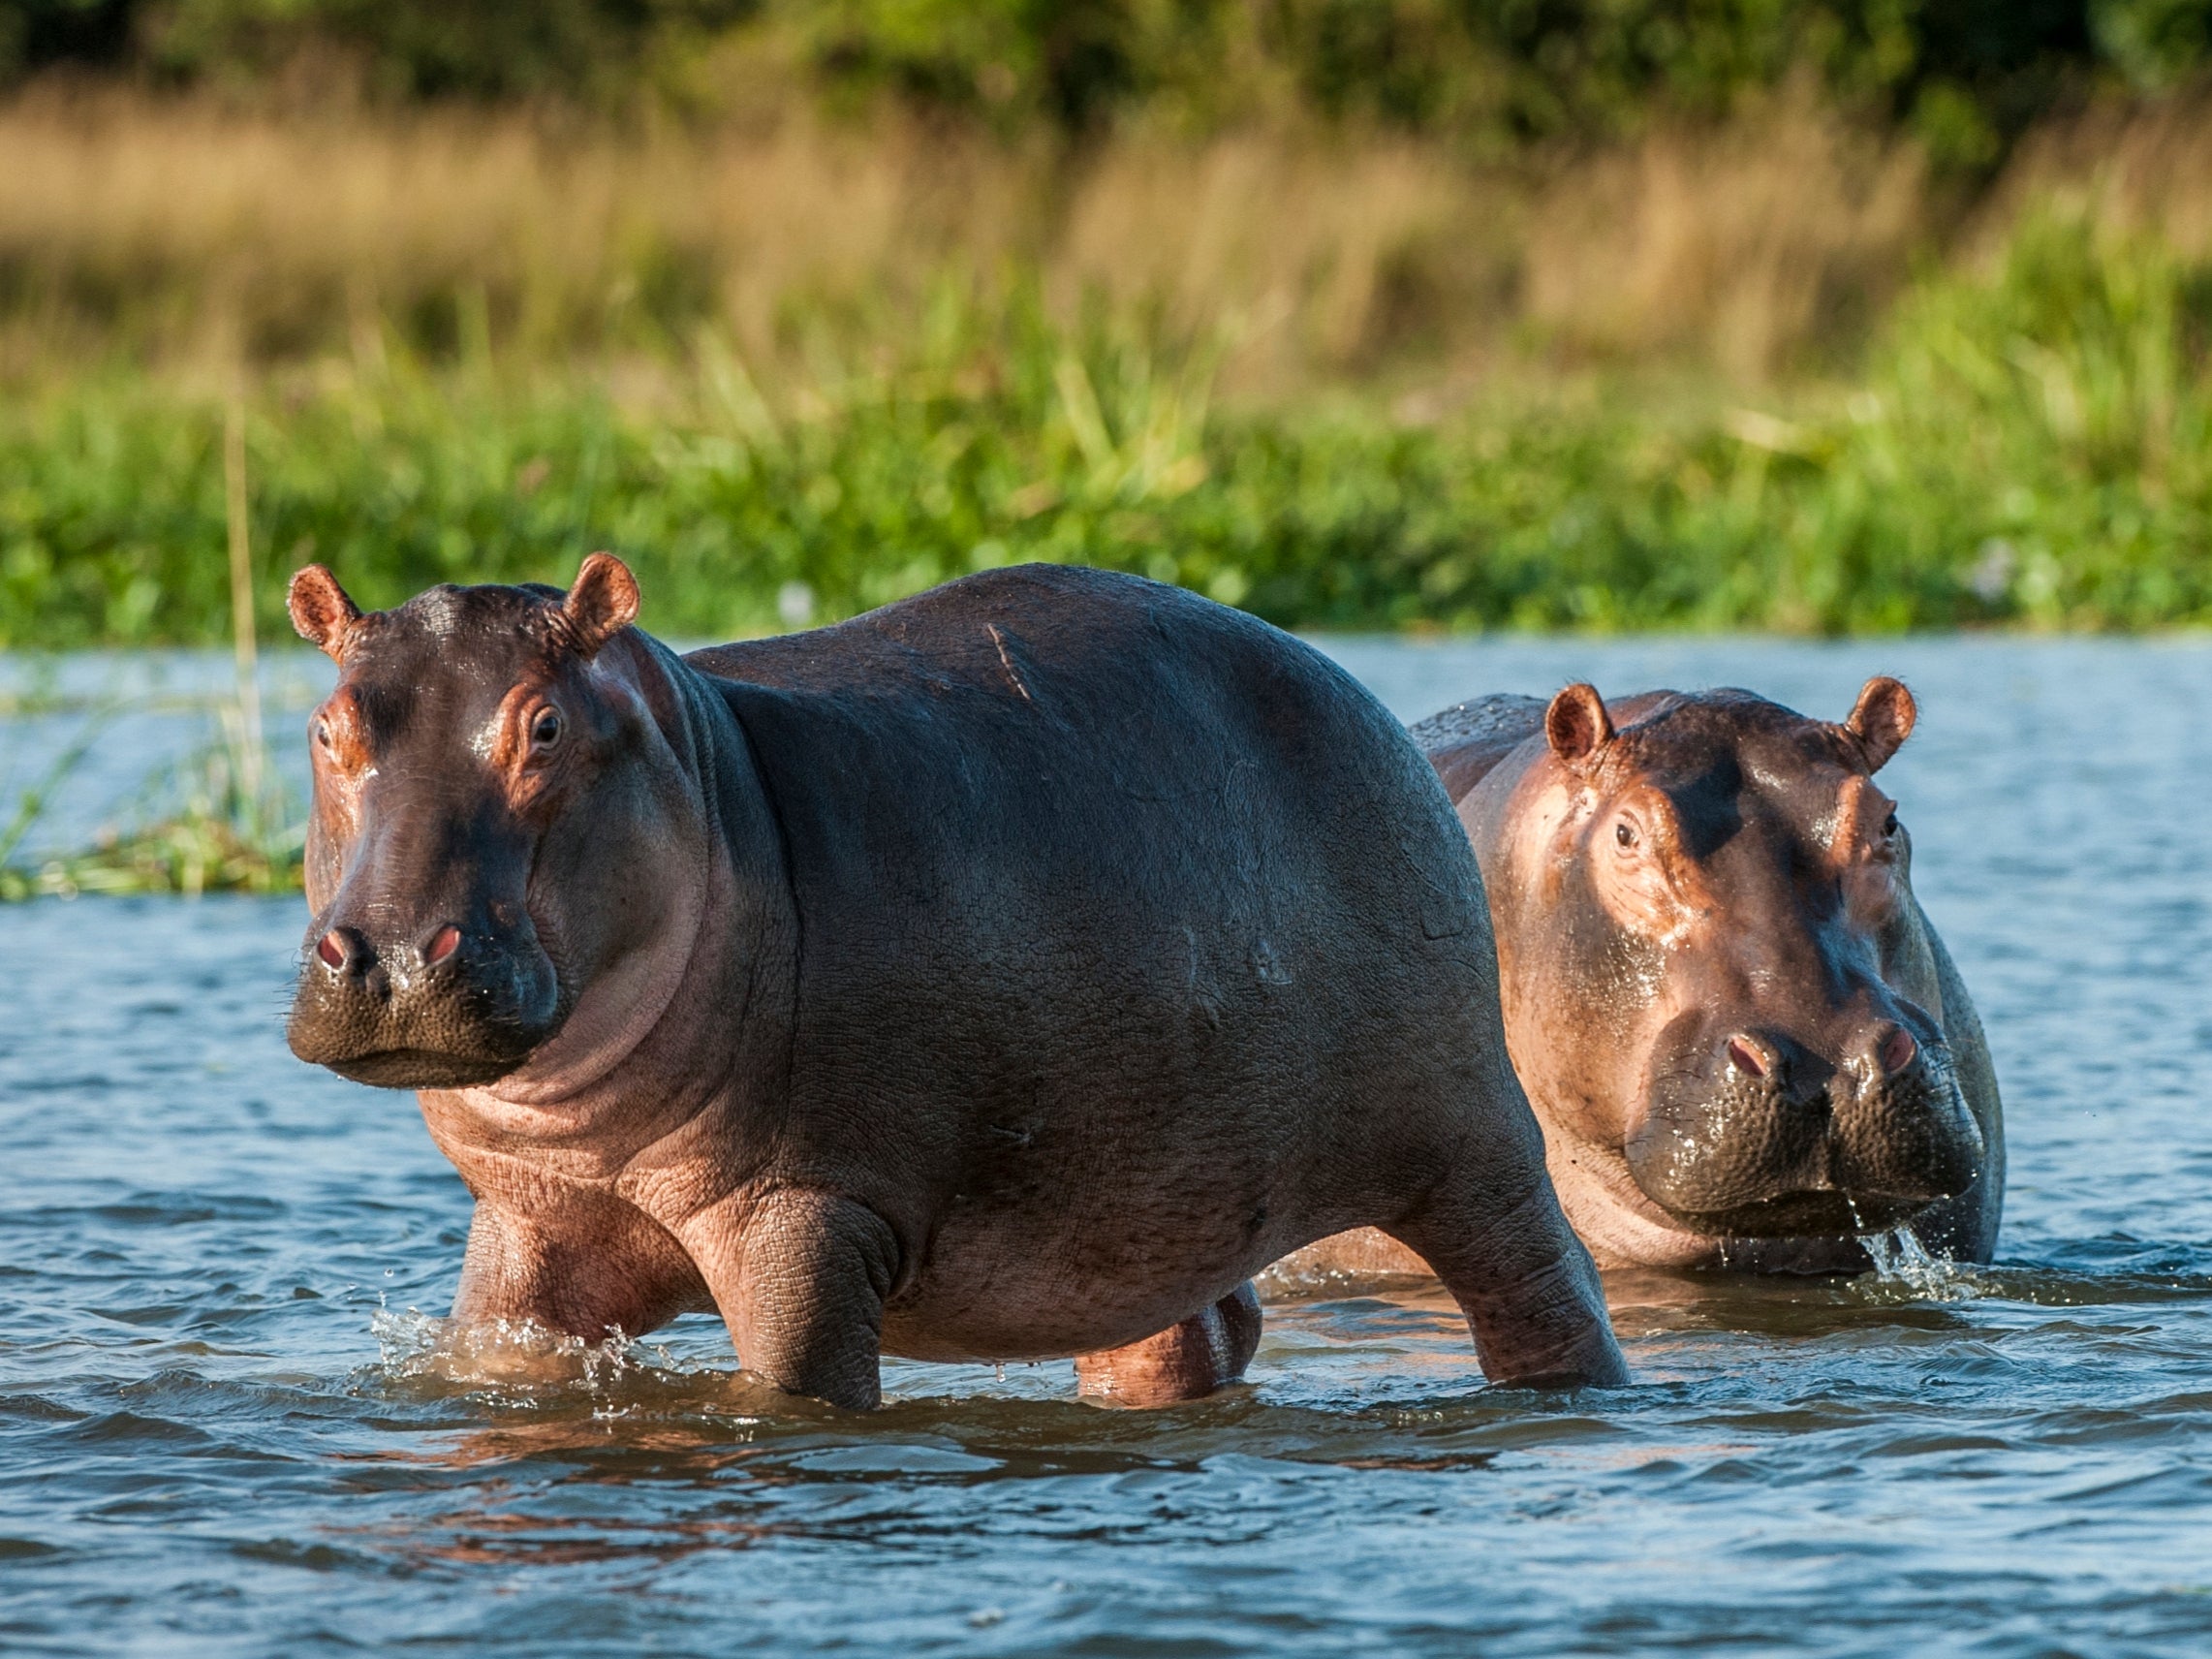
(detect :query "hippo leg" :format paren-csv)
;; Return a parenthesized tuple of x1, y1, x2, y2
(687, 1187, 902, 1412)
(1074, 1283, 1262, 1407)
(1388, 1174, 1629, 1389)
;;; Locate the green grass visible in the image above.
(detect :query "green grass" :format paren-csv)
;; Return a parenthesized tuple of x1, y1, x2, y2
(3, 209, 2211, 655)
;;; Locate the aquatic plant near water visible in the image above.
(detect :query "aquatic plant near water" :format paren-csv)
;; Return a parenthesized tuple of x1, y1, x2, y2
(0, 696, 302, 899)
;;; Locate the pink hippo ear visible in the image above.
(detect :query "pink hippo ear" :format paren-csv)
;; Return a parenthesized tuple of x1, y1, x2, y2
(563, 551, 640, 657)
(1545, 683, 1614, 770)
(1845, 675, 1916, 771)
(288, 565, 361, 660)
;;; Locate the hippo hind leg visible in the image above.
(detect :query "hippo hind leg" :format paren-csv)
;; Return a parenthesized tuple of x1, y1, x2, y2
(1074, 1283, 1262, 1406)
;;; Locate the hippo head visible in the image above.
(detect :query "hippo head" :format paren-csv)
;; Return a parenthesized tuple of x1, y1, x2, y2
(1480, 678, 1984, 1247)
(284, 555, 700, 1090)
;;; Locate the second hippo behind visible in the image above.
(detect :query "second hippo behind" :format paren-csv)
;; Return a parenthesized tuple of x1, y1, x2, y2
(1288, 678, 2001, 1280)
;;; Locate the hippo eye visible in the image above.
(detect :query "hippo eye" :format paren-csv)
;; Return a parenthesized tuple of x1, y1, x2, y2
(315, 719, 331, 748)
(530, 707, 563, 749)
(1615, 822, 1637, 849)
(1883, 811, 1899, 837)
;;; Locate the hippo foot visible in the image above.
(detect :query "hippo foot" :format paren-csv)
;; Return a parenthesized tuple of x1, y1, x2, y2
(1073, 1283, 1262, 1407)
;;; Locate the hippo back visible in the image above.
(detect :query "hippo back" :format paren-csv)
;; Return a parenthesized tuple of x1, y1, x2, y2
(1408, 695, 1548, 800)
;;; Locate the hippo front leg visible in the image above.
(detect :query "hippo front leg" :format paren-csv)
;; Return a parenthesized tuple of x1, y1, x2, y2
(681, 1187, 902, 1411)
(1074, 1283, 1263, 1407)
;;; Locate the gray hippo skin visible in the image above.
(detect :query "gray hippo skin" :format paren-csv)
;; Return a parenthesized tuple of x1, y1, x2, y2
(283, 556, 1626, 1408)
(1283, 680, 2001, 1278)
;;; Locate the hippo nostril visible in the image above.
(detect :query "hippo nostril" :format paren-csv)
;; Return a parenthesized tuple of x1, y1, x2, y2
(425, 924, 462, 966)
(1879, 1025, 1917, 1076)
(1726, 1035, 1771, 1080)
(316, 927, 365, 975)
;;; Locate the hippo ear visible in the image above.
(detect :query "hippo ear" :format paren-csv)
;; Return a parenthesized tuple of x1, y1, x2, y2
(1845, 676, 1916, 771)
(1545, 683, 1614, 770)
(288, 565, 361, 660)
(563, 551, 640, 657)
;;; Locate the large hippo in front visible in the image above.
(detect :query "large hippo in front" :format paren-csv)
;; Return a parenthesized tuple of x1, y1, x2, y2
(1285, 679, 2000, 1278)
(282, 556, 1625, 1408)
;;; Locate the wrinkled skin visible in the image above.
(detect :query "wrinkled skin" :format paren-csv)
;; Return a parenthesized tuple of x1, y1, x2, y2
(284, 556, 1626, 1409)
(1282, 681, 2002, 1278)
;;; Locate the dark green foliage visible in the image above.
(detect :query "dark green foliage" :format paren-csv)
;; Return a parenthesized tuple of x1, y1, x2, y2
(804, 0, 1144, 130)
(798, 0, 2159, 160)
(6, 0, 2205, 155)
(1265, 1, 2093, 146)
(0, 0, 136, 78)
(142, 0, 758, 100)
(2097, 0, 2212, 89)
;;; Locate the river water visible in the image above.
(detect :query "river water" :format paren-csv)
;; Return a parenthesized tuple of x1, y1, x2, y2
(4, 636, 2212, 1657)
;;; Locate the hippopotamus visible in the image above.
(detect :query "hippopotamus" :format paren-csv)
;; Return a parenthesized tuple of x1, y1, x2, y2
(1281, 679, 2001, 1279)
(282, 555, 1626, 1408)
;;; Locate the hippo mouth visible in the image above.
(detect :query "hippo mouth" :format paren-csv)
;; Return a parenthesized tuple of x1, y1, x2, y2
(314, 1046, 535, 1090)
(287, 924, 564, 1091)
(1657, 1187, 1942, 1239)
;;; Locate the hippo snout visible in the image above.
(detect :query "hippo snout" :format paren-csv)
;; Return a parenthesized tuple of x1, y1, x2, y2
(1626, 1011, 1984, 1237)
(287, 914, 562, 1089)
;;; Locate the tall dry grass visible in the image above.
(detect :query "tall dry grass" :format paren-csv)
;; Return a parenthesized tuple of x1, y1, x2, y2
(1981, 88, 2212, 264)
(1520, 102, 1927, 378)
(0, 87, 1983, 390)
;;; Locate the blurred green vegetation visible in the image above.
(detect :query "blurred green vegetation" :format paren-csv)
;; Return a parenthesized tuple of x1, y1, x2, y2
(4, 209, 2207, 643)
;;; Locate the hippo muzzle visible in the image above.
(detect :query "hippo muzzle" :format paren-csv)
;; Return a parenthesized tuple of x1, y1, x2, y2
(287, 912, 562, 1089)
(1625, 1005, 1984, 1237)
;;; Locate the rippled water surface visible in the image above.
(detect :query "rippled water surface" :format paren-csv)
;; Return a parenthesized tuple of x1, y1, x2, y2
(6, 637, 2212, 1657)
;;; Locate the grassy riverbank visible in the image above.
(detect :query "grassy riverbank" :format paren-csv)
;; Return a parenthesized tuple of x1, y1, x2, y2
(5, 207, 2211, 646)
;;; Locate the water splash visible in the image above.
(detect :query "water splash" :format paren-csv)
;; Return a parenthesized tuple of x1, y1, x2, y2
(1859, 1228, 1983, 1302)
(370, 1306, 693, 1394)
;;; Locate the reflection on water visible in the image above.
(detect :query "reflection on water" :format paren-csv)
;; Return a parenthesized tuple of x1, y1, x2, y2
(6, 637, 2212, 1655)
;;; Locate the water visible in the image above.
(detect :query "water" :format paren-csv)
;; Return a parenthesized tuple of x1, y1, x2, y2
(6, 636, 2212, 1657)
